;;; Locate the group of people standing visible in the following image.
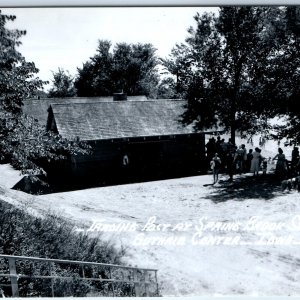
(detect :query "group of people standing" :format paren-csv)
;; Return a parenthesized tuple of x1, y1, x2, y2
(206, 136, 270, 184)
(273, 146, 300, 179)
(206, 135, 300, 184)
(248, 147, 269, 176)
(206, 136, 248, 183)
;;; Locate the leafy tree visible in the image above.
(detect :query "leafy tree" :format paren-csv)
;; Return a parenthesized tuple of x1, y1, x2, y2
(90, 40, 114, 96)
(167, 7, 288, 144)
(0, 10, 89, 173)
(268, 6, 300, 142)
(34, 89, 48, 99)
(0, 13, 43, 114)
(160, 43, 194, 98)
(156, 77, 177, 99)
(123, 43, 159, 97)
(111, 42, 132, 93)
(75, 40, 160, 98)
(75, 40, 114, 97)
(48, 68, 76, 98)
(75, 61, 96, 97)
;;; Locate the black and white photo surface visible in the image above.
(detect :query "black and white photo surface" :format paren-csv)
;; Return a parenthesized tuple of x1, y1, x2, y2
(1, 5, 300, 298)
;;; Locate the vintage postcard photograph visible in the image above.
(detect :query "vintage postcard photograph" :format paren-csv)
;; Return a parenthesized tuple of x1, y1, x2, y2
(1, 5, 300, 298)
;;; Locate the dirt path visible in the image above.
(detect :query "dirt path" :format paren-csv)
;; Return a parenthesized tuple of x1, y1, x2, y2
(1, 163, 300, 296)
(28, 173, 300, 296)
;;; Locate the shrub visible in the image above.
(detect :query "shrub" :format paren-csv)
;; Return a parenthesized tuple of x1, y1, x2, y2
(0, 200, 127, 296)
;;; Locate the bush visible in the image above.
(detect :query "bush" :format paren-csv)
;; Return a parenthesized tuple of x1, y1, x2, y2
(0, 200, 127, 296)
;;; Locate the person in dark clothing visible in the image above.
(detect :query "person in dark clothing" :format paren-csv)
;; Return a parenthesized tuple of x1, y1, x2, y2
(262, 158, 268, 175)
(246, 149, 253, 172)
(216, 136, 221, 150)
(225, 147, 236, 182)
(272, 148, 288, 179)
(234, 144, 247, 173)
(216, 136, 224, 167)
(206, 138, 216, 167)
(291, 146, 300, 175)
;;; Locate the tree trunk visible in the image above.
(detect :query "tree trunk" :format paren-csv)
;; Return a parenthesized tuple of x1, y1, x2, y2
(231, 123, 236, 146)
(231, 64, 240, 146)
(230, 96, 237, 146)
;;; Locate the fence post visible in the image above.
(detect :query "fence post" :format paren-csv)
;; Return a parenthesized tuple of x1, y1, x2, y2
(8, 258, 19, 297)
(109, 268, 115, 297)
(155, 270, 159, 296)
(133, 269, 140, 297)
(143, 270, 149, 297)
(49, 262, 55, 297)
(81, 266, 85, 279)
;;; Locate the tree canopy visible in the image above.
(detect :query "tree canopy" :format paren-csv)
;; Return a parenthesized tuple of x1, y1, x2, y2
(269, 6, 300, 142)
(75, 40, 160, 98)
(163, 7, 300, 144)
(0, 13, 44, 114)
(48, 68, 76, 98)
(0, 10, 88, 173)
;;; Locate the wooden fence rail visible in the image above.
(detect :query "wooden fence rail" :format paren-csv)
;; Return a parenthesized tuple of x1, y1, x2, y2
(0, 254, 159, 297)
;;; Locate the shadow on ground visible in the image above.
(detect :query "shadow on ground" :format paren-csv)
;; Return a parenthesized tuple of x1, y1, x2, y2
(12, 169, 207, 195)
(207, 174, 285, 203)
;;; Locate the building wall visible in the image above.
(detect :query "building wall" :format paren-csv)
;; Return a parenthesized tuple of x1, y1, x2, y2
(45, 133, 205, 187)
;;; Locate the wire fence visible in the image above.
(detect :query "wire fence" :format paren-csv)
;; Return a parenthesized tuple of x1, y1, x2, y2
(0, 254, 159, 297)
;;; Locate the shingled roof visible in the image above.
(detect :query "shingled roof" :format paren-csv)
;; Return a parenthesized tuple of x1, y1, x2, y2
(23, 96, 148, 125)
(48, 100, 194, 141)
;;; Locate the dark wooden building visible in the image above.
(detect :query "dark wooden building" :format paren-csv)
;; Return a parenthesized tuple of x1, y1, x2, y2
(24, 97, 206, 187)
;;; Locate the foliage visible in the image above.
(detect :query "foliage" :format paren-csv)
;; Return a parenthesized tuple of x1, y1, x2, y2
(156, 77, 178, 99)
(268, 7, 300, 142)
(0, 111, 90, 173)
(76, 40, 113, 97)
(160, 43, 194, 98)
(33, 89, 48, 98)
(0, 12, 44, 114)
(75, 40, 160, 98)
(0, 10, 89, 173)
(0, 200, 126, 297)
(48, 68, 76, 98)
(164, 7, 296, 144)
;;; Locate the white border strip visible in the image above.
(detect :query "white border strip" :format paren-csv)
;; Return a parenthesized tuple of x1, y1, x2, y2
(0, 0, 300, 6)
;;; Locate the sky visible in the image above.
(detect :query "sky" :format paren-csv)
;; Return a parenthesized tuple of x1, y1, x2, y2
(2, 7, 218, 91)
